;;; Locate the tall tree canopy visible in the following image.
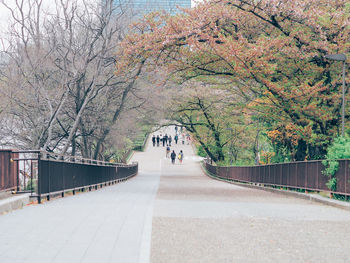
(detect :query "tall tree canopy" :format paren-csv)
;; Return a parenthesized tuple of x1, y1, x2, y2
(118, 0, 350, 161)
(0, 0, 155, 160)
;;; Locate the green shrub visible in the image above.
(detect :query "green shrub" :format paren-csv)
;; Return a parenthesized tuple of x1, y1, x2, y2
(322, 136, 350, 192)
(326, 177, 337, 192)
(25, 179, 37, 192)
(197, 145, 207, 157)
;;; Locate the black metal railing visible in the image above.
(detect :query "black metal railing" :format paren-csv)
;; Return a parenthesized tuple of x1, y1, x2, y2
(204, 159, 350, 196)
(12, 151, 138, 203)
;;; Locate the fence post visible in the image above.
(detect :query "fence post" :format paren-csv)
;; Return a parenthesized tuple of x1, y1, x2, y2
(280, 164, 282, 187)
(15, 151, 20, 192)
(295, 162, 298, 188)
(37, 152, 42, 204)
(30, 161, 34, 196)
(305, 162, 308, 190)
(344, 160, 348, 195)
(316, 161, 319, 190)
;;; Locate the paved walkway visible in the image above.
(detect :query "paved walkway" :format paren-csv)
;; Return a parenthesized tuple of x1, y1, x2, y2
(1, 126, 350, 262)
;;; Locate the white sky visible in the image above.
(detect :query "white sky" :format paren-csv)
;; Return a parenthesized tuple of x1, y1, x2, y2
(0, 0, 56, 33)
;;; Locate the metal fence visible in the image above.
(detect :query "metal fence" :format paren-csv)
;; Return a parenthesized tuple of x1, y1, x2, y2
(204, 159, 350, 196)
(11, 150, 138, 203)
(0, 150, 18, 192)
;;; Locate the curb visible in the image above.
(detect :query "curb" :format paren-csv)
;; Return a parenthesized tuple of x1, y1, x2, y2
(0, 194, 31, 215)
(200, 162, 350, 212)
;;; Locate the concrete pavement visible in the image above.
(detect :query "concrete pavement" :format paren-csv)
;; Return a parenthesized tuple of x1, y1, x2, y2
(147, 127, 350, 263)
(1, 126, 350, 262)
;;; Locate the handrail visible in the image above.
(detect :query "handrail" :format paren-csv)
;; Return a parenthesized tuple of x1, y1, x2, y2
(204, 157, 350, 168)
(12, 150, 137, 167)
(203, 158, 350, 197)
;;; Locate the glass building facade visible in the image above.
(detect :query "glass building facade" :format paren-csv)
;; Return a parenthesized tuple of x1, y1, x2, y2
(112, 0, 191, 15)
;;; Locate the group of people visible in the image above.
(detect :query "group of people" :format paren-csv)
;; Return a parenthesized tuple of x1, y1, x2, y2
(167, 148, 184, 164)
(151, 126, 187, 164)
(152, 133, 179, 147)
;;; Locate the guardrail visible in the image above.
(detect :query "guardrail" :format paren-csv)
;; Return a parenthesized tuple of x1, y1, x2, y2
(204, 159, 350, 196)
(12, 150, 138, 203)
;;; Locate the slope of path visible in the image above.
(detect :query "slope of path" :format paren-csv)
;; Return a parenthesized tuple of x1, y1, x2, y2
(145, 127, 350, 263)
(2, 126, 350, 263)
(0, 140, 161, 263)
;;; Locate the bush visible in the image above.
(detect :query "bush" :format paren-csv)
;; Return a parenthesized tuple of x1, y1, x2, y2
(25, 179, 37, 192)
(322, 136, 350, 192)
(197, 145, 207, 157)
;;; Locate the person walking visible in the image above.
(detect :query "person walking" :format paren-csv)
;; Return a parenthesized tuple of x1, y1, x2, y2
(166, 146, 171, 158)
(181, 133, 185, 145)
(174, 134, 178, 144)
(163, 134, 168, 146)
(168, 135, 172, 146)
(175, 126, 178, 133)
(156, 135, 160, 147)
(170, 150, 176, 164)
(178, 150, 184, 164)
(186, 133, 191, 145)
(152, 135, 156, 147)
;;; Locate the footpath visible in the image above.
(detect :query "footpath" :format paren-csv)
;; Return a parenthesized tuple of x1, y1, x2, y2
(1, 126, 350, 262)
(140, 127, 350, 263)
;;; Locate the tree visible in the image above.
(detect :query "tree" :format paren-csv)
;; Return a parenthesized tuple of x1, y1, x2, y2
(168, 85, 255, 163)
(117, 0, 350, 161)
(0, 0, 149, 160)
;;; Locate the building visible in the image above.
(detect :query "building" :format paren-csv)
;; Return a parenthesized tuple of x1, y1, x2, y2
(112, 0, 191, 16)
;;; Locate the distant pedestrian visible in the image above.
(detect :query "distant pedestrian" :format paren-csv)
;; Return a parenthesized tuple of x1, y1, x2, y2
(152, 135, 156, 147)
(181, 133, 185, 145)
(166, 146, 170, 158)
(160, 134, 163, 146)
(163, 134, 168, 146)
(156, 135, 160, 147)
(175, 126, 178, 133)
(171, 150, 176, 164)
(174, 134, 178, 144)
(186, 133, 191, 145)
(178, 150, 184, 164)
(168, 135, 172, 146)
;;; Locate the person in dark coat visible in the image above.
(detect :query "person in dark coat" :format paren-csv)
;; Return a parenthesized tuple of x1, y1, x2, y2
(168, 135, 172, 146)
(152, 135, 156, 147)
(163, 134, 168, 146)
(174, 134, 178, 144)
(156, 135, 160, 147)
(166, 146, 170, 158)
(170, 150, 176, 164)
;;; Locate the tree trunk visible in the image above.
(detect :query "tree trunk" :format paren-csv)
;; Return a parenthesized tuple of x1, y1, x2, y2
(93, 60, 145, 160)
(295, 139, 307, 161)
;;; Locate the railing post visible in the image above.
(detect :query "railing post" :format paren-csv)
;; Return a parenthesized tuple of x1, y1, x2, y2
(316, 161, 319, 190)
(295, 162, 298, 188)
(305, 162, 308, 190)
(345, 160, 348, 194)
(37, 152, 42, 204)
(287, 162, 290, 187)
(60, 156, 65, 196)
(30, 160, 34, 196)
(23, 160, 26, 191)
(16, 151, 20, 192)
